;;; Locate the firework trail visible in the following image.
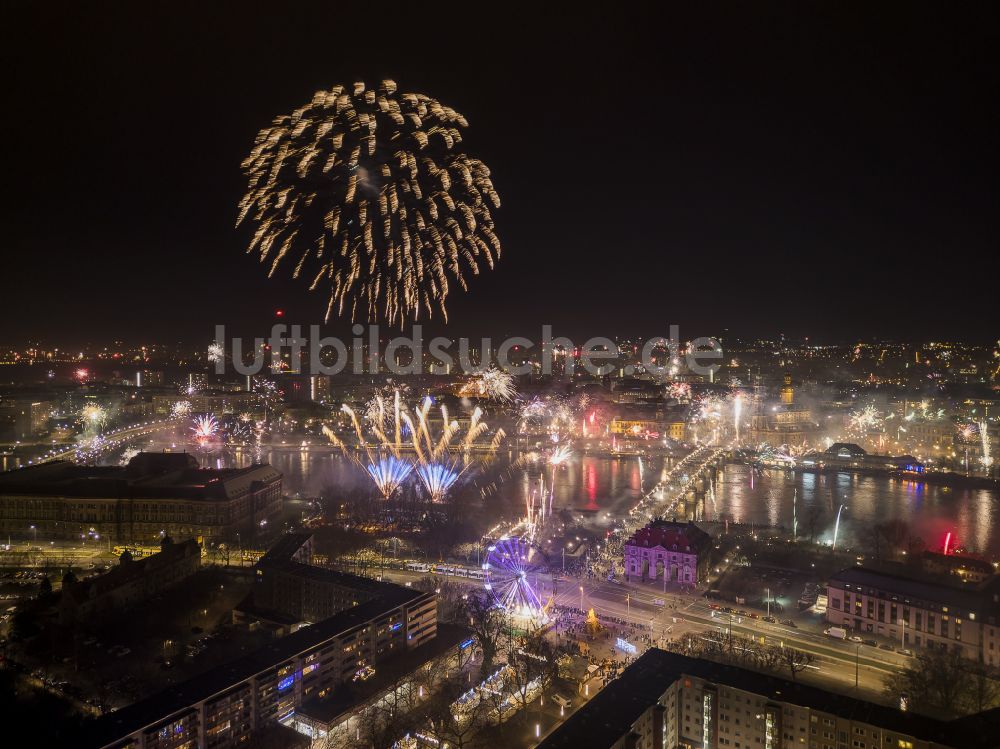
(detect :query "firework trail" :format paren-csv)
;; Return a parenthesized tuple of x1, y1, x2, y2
(980, 420, 993, 470)
(363, 383, 412, 435)
(733, 394, 743, 443)
(237, 79, 501, 325)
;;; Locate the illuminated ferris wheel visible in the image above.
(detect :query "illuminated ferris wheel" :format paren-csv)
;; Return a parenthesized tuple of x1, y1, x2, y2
(483, 537, 548, 622)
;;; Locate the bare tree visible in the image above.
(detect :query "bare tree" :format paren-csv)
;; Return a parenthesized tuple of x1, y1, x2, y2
(876, 519, 910, 559)
(422, 676, 492, 749)
(454, 593, 509, 678)
(805, 504, 824, 544)
(504, 631, 563, 724)
(779, 646, 815, 681)
(884, 648, 967, 717)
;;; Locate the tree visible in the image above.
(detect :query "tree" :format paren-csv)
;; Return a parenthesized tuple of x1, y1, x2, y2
(504, 631, 564, 724)
(422, 676, 492, 749)
(779, 646, 816, 682)
(875, 519, 910, 559)
(965, 661, 1000, 714)
(884, 648, 969, 717)
(454, 593, 509, 678)
(805, 504, 824, 544)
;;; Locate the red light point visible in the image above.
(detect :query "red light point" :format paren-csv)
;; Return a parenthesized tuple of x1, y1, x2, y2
(275, 309, 284, 317)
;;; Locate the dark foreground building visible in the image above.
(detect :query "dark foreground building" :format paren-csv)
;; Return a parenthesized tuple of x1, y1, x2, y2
(80, 533, 450, 749)
(0, 451, 281, 543)
(538, 649, 1000, 749)
(61, 537, 201, 624)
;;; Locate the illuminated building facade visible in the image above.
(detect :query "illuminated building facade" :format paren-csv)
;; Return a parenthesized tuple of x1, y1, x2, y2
(624, 520, 712, 585)
(0, 452, 282, 543)
(827, 567, 1000, 665)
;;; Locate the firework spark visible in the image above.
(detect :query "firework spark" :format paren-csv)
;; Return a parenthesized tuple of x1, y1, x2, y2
(80, 404, 108, 432)
(548, 444, 573, 466)
(207, 341, 224, 364)
(416, 460, 463, 503)
(253, 378, 282, 420)
(849, 405, 883, 436)
(459, 367, 517, 403)
(191, 415, 219, 441)
(171, 400, 193, 418)
(366, 455, 414, 500)
(74, 435, 106, 464)
(980, 420, 994, 470)
(237, 79, 501, 325)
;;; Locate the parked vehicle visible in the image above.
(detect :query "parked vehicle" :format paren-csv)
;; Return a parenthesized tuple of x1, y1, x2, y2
(552, 694, 572, 709)
(824, 627, 848, 640)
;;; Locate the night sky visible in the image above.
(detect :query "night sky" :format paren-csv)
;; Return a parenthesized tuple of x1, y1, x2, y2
(4, 2, 998, 345)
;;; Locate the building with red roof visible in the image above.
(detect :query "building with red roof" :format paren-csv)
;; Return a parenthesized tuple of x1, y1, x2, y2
(624, 520, 712, 585)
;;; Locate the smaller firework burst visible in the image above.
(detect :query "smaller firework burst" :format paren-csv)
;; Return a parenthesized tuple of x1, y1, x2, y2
(191, 414, 220, 441)
(459, 367, 517, 403)
(366, 455, 414, 500)
(416, 459, 464, 503)
(848, 405, 883, 436)
(80, 404, 108, 432)
(207, 341, 224, 364)
(548, 444, 573, 466)
(171, 401, 193, 418)
(668, 382, 692, 401)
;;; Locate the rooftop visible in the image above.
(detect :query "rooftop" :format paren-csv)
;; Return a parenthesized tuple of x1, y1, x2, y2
(81, 581, 430, 748)
(63, 538, 200, 605)
(625, 520, 711, 553)
(829, 566, 1000, 614)
(80, 533, 431, 748)
(0, 452, 281, 501)
(538, 649, 995, 749)
(297, 622, 472, 726)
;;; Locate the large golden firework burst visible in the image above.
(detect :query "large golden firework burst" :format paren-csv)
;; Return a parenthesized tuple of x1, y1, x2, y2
(237, 79, 501, 325)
